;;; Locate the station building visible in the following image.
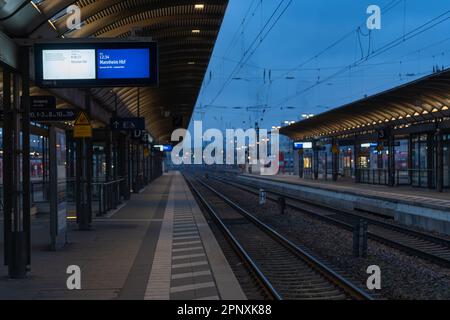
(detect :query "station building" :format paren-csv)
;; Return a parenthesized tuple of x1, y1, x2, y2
(0, 0, 228, 280)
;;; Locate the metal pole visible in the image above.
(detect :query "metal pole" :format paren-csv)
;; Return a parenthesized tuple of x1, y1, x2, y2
(354, 136, 360, 183)
(21, 46, 31, 268)
(313, 140, 319, 180)
(436, 128, 444, 192)
(105, 129, 112, 182)
(332, 140, 339, 181)
(3, 68, 12, 268)
(77, 90, 92, 230)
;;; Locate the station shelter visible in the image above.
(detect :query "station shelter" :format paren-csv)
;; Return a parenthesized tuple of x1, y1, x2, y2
(282, 69, 450, 192)
(0, 0, 228, 278)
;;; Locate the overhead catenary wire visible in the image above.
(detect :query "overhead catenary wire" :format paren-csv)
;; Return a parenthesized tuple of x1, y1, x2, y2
(208, 0, 294, 106)
(272, 9, 450, 108)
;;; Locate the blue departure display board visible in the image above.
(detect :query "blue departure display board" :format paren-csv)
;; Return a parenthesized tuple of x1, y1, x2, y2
(34, 42, 158, 88)
(97, 49, 150, 79)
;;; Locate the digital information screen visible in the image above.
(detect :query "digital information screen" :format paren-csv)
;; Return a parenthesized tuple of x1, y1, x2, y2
(43, 49, 96, 80)
(97, 49, 150, 79)
(35, 42, 158, 88)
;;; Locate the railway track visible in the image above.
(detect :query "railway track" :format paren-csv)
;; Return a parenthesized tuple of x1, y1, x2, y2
(185, 174, 373, 300)
(209, 174, 450, 268)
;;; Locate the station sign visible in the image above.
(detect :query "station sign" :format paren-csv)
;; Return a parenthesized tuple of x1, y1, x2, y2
(0, 108, 78, 122)
(31, 96, 56, 109)
(110, 117, 145, 131)
(34, 41, 158, 88)
(154, 145, 173, 152)
(30, 109, 78, 122)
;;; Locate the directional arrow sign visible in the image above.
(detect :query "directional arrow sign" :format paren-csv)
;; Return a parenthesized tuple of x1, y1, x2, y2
(110, 118, 145, 131)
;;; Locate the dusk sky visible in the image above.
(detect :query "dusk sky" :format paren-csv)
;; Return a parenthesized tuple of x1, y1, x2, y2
(189, 0, 450, 132)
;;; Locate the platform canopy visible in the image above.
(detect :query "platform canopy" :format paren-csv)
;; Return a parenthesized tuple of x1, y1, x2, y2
(281, 69, 450, 141)
(0, 0, 228, 142)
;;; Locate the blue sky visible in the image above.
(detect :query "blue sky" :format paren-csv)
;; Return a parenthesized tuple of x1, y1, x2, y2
(189, 0, 450, 132)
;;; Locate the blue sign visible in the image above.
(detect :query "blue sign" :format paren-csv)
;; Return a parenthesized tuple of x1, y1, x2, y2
(35, 42, 158, 88)
(293, 142, 313, 150)
(154, 145, 173, 152)
(163, 145, 173, 152)
(111, 117, 145, 131)
(97, 49, 150, 79)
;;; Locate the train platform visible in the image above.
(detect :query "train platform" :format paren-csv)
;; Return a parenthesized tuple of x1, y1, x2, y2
(0, 172, 245, 300)
(240, 174, 450, 235)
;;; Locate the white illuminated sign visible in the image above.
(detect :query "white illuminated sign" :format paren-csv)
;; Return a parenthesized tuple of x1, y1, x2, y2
(294, 142, 313, 149)
(43, 49, 96, 80)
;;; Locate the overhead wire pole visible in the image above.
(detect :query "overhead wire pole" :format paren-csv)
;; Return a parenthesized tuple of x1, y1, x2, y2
(208, 0, 293, 106)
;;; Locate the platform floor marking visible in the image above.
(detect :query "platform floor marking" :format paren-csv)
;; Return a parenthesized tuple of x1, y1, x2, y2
(143, 181, 175, 301)
(172, 246, 204, 253)
(172, 261, 209, 269)
(171, 271, 212, 280)
(119, 176, 172, 300)
(170, 282, 216, 294)
(172, 240, 202, 246)
(196, 296, 220, 300)
(172, 253, 206, 261)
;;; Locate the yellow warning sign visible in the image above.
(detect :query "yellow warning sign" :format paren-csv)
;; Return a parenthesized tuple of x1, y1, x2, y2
(74, 111, 92, 138)
(74, 111, 91, 126)
(144, 147, 150, 158)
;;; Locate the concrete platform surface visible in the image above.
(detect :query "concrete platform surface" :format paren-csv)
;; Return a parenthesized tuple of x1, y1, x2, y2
(240, 174, 450, 235)
(0, 172, 245, 300)
(243, 174, 450, 211)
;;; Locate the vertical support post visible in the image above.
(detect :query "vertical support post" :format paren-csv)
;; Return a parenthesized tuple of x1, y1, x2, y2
(298, 150, 304, 179)
(354, 136, 360, 183)
(86, 91, 93, 221)
(21, 46, 31, 268)
(49, 126, 57, 248)
(435, 128, 444, 192)
(105, 129, 112, 181)
(48, 126, 67, 250)
(427, 132, 434, 189)
(117, 134, 129, 200)
(3, 68, 12, 268)
(3, 45, 31, 278)
(313, 140, 319, 180)
(10, 71, 27, 278)
(408, 135, 413, 185)
(332, 139, 339, 182)
(388, 127, 396, 187)
(76, 90, 92, 230)
(353, 220, 368, 258)
(128, 140, 133, 195)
